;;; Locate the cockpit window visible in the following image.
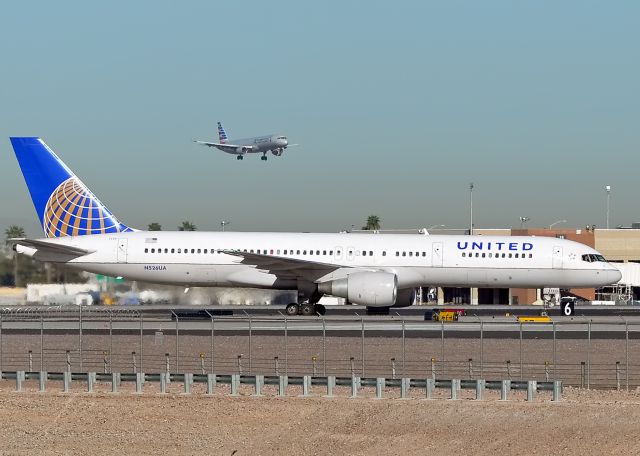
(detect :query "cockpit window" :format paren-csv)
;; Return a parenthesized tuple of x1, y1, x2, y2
(582, 254, 607, 262)
(277, 136, 287, 140)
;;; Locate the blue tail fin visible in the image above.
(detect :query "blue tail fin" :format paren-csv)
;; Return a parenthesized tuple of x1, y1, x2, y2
(217, 122, 228, 143)
(10, 137, 134, 238)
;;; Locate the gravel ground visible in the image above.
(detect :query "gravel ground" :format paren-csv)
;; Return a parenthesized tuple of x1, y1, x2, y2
(0, 383, 639, 455)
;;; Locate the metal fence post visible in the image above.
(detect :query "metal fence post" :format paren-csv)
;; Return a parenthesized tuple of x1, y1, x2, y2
(431, 358, 436, 381)
(616, 361, 621, 391)
(587, 320, 591, 389)
(322, 316, 326, 376)
(248, 316, 252, 375)
(132, 351, 137, 374)
(468, 358, 473, 379)
(40, 316, 44, 372)
(441, 320, 445, 377)
(527, 381, 536, 402)
(326, 375, 335, 397)
(211, 315, 215, 374)
(625, 321, 629, 392)
(139, 313, 144, 373)
(16, 370, 24, 392)
(39, 371, 47, 392)
(450, 379, 459, 400)
(400, 377, 410, 399)
(28, 351, 33, 372)
(284, 315, 288, 376)
(231, 374, 240, 396)
(475, 379, 485, 400)
(63, 371, 71, 393)
(500, 379, 510, 401)
(175, 313, 179, 374)
(552, 380, 562, 401)
(109, 312, 113, 373)
(553, 321, 557, 380)
(0, 314, 3, 372)
(426, 378, 434, 399)
(580, 362, 586, 388)
(480, 320, 484, 378)
(361, 318, 365, 378)
(519, 322, 523, 380)
(165, 353, 170, 375)
(88, 372, 96, 393)
(66, 350, 71, 373)
(402, 319, 406, 377)
(207, 373, 216, 395)
(376, 378, 384, 399)
(200, 353, 206, 375)
(79, 305, 83, 372)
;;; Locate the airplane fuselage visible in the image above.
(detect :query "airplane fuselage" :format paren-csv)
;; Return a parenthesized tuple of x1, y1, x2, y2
(21, 232, 621, 291)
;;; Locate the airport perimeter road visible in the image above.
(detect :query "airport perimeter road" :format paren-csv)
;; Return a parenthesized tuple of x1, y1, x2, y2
(2, 314, 640, 388)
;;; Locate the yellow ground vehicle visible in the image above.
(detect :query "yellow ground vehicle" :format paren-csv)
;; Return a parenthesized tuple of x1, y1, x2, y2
(429, 310, 459, 322)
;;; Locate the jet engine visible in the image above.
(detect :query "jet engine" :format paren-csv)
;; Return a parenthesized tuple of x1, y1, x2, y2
(318, 272, 397, 307)
(271, 148, 283, 156)
(393, 288, 417, 308)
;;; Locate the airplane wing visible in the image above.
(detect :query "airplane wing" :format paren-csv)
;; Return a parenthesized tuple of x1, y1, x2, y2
(9, 238, 94, 256)
(194, 141, 254, 154)
(222, 250, 340, 282)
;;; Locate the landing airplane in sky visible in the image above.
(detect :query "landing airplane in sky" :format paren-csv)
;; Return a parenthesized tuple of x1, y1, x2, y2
(194, 122, 295, 161)
(9, 137, 621, 315)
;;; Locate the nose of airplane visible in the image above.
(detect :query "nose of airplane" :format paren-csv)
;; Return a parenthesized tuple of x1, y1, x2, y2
(607, 267, 622, 284)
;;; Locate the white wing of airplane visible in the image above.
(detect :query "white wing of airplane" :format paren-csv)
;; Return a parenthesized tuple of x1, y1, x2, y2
(223, 250, 343, 281)
(193, 140, 254, 154)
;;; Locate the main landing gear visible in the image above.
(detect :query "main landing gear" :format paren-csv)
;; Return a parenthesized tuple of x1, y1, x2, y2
(285, 302, 326, 316)
(236, 155, 244, 160)
(261, 152, 268, 161)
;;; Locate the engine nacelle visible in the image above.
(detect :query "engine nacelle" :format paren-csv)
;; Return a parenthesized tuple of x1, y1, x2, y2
(393, 288, 417, 308)
(271, 148, 283, 156)
(318, 272, 397, 307)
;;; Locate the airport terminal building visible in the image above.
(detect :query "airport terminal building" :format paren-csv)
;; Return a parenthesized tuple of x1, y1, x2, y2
(438, 227, 640, 305)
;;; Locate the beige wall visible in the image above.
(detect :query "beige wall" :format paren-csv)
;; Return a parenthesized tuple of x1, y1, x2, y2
(594, 230, 640, 262)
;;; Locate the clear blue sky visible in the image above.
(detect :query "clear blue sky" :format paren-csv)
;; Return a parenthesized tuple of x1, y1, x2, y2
(1, 1, 638, 236)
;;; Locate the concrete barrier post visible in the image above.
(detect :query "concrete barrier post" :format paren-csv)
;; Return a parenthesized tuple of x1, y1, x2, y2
(160, 372, 167, 394)
(254, 375, 263, 396)
(184, 373, 193, 394)
(527, 380, 536, 402)
(500, 379, 510, 401)
(376, 378, 385, 399)
(136, 372, 145, 394)
(426, 378, 435, 399)
(553, 380, 562, 402)
(326, 376, 335, 397)
(63, 371, 71, 393)
(206, 373, 216, 395)
(450, 379, 459, 400)
(351, 376, 359, 397)
(231, 374, 240, 396)
(87, 372, 96, 393)
(278, 375, 287, 396)
(111, 372, 120, 393)
(302, 375, 311, 397)
(401, 378, 410, 399)
(475, 379, 485, 400)
(39, 371, 47, 392)
(16, 371, 24, 392)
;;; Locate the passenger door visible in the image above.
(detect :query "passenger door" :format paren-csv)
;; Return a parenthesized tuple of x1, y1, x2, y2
(432, 242, 443, 267)
(552, 246, 563, 269)
(117, 239, 128, 263)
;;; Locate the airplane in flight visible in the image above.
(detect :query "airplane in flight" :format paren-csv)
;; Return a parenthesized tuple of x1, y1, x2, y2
(9, 137, 621, 316)
(194, 122, 295, 161)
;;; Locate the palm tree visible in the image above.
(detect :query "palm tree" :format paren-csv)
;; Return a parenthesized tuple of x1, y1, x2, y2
(148, 222, 162, 231)
(178, 221, 197, 231)
(4, 225, 25, 287)
(362, 215, 381, 231)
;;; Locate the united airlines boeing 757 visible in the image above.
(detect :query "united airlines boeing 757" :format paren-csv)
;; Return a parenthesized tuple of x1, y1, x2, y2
(194, 122, 296, 161)
(9, 137, 621, 315)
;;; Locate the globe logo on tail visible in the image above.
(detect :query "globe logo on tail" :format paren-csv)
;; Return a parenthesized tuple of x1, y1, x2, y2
(43, 177, 131, 238)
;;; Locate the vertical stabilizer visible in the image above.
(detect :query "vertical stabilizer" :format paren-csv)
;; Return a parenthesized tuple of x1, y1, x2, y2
(10, 137, 134, 238)
(217, 122, 228, 144)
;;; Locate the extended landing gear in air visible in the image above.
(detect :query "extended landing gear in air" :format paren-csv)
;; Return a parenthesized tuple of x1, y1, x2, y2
(285, 303, 326, 316)
(261, 153, 268, 161)
(236, 155, 244, 160)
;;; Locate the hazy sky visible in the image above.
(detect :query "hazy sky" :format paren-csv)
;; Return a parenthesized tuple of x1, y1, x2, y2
(1, 1, 638, 237)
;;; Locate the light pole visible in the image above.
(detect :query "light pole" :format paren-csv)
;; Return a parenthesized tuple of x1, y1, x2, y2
(220, 220, 230, 232)
(519, 217, 530, 229)
(605, 186, 611, 229)
(469, 183, 474, 235)
(549, 220, 567, 229)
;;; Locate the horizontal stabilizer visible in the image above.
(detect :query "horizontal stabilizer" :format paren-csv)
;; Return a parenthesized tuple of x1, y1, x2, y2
(9, 238, 94, 256)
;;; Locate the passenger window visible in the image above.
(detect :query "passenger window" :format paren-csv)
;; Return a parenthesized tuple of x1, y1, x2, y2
(263, 250, 267, 254)
(515, 253, 519, 258)
(145, 248, 148, 253)
(151, 248, 155, 253)
(270, 250, 274, 254)
(529, 254, 533, 258)
(409, 252, 413, 257)
(310, 250, 313, 255)
(171, 249, 175, 253)
(462, 252, 466, 257)
(316, 250, 320, 255)
(396, 252, 399, 257)
(402, 252, 406, 257)
(177, 248, 181, 253)
(475, 253, 479, 257)
(197, 249, 201, 254)
(303, 250, 307, 255)
(482, 253, 485, 258)
(204, 249, 207, 254)
(277, 250, 280, 254)
(363, 251, 367, 257)
(508, 253, 512, 258)
(323, 250, 326, 255)
(382, 251, 386, 256)
(422, 252, 426, 257)
(297, 250, 301, 255)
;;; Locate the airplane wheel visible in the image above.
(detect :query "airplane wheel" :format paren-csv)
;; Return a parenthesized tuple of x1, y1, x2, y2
(237, 155, 243, 160)
(285, 303, 299, 316)
(300, 303, 314, 316)
(261, 156, 267, 161)
(315, 304, 326, 316)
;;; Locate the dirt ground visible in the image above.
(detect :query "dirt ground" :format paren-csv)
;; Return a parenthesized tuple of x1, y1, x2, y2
(0, 383, 639, 455)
